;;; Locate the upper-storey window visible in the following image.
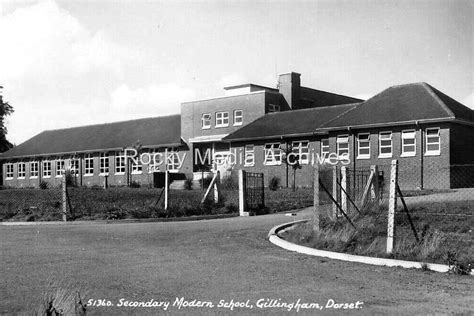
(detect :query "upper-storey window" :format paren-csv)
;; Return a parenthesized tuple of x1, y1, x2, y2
(202, 113, 211, 129)
(18, 162, 26, 178)
(379, 131, 393, 158)
(425, 128, 440, 155)
(401, 130, 416, 157)
(269, 104, 280, 113)
(215, 111, 229, 127)
(357, 133, 370, 159)
(6, 163, 14, 179)
(233, 110, 243, 126)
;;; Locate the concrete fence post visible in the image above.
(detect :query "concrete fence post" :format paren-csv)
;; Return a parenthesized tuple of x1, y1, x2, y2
(239, 169, 248, 216)
(371, 165, 379, 205)
(164, 169, 169, 210)
(62, 174, 67, 222)
(387, 159, 398, 254)
(332, 165, 338, 218)
(341, 166, 347, 214)
(214, 171, 220, 203)
(313, 161, 320, 231)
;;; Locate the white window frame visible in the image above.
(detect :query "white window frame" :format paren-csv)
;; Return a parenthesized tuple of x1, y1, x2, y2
(425, 128, 441, 156)
(148, 149, 161, 173)
(56, 159, 65, 177)
(264, 143, 282, 166)
(85, 154, 94, 176)
(201, 113, 211, 129)
(357, 133, 370, 159)
(215, 111, 229, 128)
(269, 104, 280, 113)
(337, 135, 350, 159)
(6, 163, 14, 179)
(70, 158, 79, 176)
(131, 158, 142, 174)
(30, 161, 39, 178)
(321, 138, 330, 156)
(115, 151, 126, 174)
(292, 141, 310, 164)
(18, 162, 26, 179)
(244, 144, 255, 166)
(100, 153, 109, 175)
(166, 149, 180, 172)
(379, 131, 393, 158)
(401, 130, 416, 157)
(43, 160, 52, 178)
(233, 110, 243, 126)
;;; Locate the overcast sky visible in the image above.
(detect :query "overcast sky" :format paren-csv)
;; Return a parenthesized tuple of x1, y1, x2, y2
(1, 0, 472, 145)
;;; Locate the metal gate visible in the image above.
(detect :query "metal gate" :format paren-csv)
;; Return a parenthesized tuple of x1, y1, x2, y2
(239, 170, 265, 215)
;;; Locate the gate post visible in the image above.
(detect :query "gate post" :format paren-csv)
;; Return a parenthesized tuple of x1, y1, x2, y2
(62, 174, 67, 222)
(313, 161, 320, 231)
(239, 170, 248, 216)
(332, 165, 339, 218)
(213, 171, 220, 203)
(371, 165, 379, 205)
(341, 166, 347, 214)
(387, 160, 398, 254)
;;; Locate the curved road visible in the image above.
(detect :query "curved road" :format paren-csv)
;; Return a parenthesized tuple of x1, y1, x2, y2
(1, 209, 472, 315)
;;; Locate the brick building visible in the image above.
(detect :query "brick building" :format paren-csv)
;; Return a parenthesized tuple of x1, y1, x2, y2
(1, 73, 473, 189)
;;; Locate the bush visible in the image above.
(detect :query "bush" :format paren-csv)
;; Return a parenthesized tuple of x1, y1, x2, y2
(39, 181, 49, 190)
(221, 175, 238, 190)
(268, 176, 280, 191)
(184, 177, 193, 190)
(129, 180, 141, 188)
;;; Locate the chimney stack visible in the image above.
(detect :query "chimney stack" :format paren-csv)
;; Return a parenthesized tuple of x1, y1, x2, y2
(278, 72, 301, 109)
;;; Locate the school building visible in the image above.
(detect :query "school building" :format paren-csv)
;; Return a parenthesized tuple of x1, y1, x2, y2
(1, 72, 473, 189)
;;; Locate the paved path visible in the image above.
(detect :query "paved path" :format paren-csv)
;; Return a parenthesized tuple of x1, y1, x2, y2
(0, 209, 472, 315)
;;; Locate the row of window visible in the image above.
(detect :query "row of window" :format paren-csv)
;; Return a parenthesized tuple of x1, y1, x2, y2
(5, 151, 181, 180)
(202, 110, 243, 129)
(243, 128, 441, 166)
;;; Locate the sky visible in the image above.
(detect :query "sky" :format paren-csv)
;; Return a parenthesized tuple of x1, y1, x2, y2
(0, 0, 472, 145)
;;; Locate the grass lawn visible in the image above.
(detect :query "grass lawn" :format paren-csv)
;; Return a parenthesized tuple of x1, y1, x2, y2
(0, 212, 473, 315)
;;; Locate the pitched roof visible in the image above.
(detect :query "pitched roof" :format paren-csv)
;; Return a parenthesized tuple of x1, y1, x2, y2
(320, 83, 474, 130)
(1, 115, 182, 159)
(223, 103, 358, 142)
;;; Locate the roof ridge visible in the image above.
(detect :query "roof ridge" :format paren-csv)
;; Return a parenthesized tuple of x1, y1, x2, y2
(42, 114, 181, 133)
(300, 86, 363, 101)
(420, 83, 455, 118)
(318, 103, 360, 129)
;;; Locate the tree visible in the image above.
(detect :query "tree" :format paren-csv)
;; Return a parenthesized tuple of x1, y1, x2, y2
(282, 143, 302, 191)
(0, 88, 14, 153)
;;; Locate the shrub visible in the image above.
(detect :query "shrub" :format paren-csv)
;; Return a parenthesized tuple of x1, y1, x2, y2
(221, 175, 238, 190)
(268, 176, 280, 191)
(129, 180, 141, 188)
(184, 177, 194, 190)
(39, 181, 49, 190)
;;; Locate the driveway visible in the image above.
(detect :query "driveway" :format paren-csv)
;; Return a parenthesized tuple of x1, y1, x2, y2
(0, 209, 472, 315)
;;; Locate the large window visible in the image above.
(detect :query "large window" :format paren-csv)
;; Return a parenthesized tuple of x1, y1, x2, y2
(115, 151, 126, 174)
(233, 110, 243, 126)
(264, 143, 282, 165)
(357, 133, 370, 159)
(292, 141, 310, 164)
(167, 149, 180, 172)
(215, 111, 229, 127)
(18, 162, 26, 178)
(131, 158, 142, 174)
(401, 130, 416, 157)
(425, 128, 440, 155)
(269, 104, 280, 113)
(244, 144, 255, 166)
(43, 160, 52, 178)
(70, 158, 79, 175)
(30, 161, 39, 178)
(56, 160, 65, 177)
(379, 132, 393, 158)
(6, 163, 14, 179)
(85, 154, 94, 175)
(321, 138, 329, 156)
(201, 113, 211, 129)
(100, 153, 109, 174)
(337, 135, 349, 158)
